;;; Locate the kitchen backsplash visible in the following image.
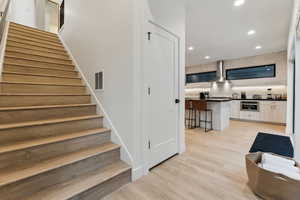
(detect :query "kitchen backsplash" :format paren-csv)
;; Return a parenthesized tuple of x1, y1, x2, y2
(185, 85, 287, 99)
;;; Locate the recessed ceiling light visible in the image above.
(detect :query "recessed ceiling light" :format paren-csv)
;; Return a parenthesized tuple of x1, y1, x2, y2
(255, 45, 262, 49)
(205, 56, 211, 59)
(247, 30, 256, 35)
(234, 0, 245, 7)
(188, 46, 194, 51)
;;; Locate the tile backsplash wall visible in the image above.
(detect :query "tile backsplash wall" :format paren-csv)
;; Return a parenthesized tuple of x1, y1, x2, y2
(185, 85, 287, 99)
(230, 85, 287, 99)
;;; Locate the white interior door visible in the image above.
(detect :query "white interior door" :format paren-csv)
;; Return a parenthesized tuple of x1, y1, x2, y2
(143, 22, 179, 169)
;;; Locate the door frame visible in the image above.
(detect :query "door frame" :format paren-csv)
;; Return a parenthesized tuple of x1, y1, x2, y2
(141, 20, 181, 172)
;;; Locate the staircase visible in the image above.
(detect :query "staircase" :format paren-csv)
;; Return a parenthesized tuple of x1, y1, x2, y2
(0, 22, 131, 200)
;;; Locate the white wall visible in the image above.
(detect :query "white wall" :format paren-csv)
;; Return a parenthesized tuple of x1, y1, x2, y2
(60, 0, 185, 180)
(0, 0, 7, 10)
(35, 0, 46, 30)
(8, 0, 36, 28)
(45, 1, 58, 33)
(60, 0, 136, 168)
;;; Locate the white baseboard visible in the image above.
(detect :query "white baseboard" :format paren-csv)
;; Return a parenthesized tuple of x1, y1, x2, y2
(132, 165, 145, 181)
(57, 34, 134, 169)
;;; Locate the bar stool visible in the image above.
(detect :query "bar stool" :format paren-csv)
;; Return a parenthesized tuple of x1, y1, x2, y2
(191, 100, 213, 132)
(185, 100, 194, 129)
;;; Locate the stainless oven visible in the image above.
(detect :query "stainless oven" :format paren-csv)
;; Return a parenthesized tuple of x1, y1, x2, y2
(240, 101, 260, 112)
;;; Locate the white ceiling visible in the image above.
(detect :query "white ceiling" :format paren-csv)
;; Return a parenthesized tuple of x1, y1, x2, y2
(186, 0, 294, 66)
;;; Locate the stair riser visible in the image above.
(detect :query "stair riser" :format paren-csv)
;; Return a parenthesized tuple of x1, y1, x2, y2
(0, 95, 91, 107)
(2, 73, 82, 85)
(7, 38, 65, 52)
(10, 23, 58, 37)
(7, 34, 64, 48)
(70, 170, 131, 200)
(9, 29, 60, 43)
(0, 117, 103, 144)
(6, 40, 68, 55)
(0, 105, 97, 124)
(6, 46, 70, 60)
(3, 65, 79, 77)
(0, 148, 120, 200)
(0, 132, 111, 170)
(5, 57, 75, 70)
(0, 83, 87, 94)
(5, 51, 73, 65)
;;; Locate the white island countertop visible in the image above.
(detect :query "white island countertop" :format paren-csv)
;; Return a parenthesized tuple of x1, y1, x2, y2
(186, 98, 231, 131)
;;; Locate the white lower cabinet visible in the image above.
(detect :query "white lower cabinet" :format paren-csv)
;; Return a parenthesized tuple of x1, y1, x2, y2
(230, 100, 286, 124)
(230, 101, 240, 119)
(260, 101, 287, 123)
(240, 111, 260, 121)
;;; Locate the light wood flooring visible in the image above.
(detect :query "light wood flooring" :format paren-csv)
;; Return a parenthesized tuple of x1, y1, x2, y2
(104, 120, 286, 200)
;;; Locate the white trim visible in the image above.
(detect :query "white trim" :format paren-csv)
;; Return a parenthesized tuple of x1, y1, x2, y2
(59, 24, 64, 33)
(132, 165, 144, 181)
(57, 34, 134, 167)
(0, 21, 9, 80)
(287, 1, 300, 149)
(288, 0, 300, 60)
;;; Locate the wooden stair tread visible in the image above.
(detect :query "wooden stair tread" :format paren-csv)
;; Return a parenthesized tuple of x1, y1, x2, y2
(2, 71, 81, 79)
(1, 81, 83, 87)
(0, 143, 120, 187)
(7, 34, 63, 47)
(6, 42, 68, 55)
(8, 30, 60, 43)
(0, 128, 110, 154)
(6, 50, 72, 62)
(26, 161, 130, 200)
(10, 22, 58, 36)
(6, 48, 70, 60)
(0, 81, 85, 87)
(4, 62, 76, 72)
(0, 104, 96, 111)
(9, 27, 59, 40)
(0, 115, 102, 130)
(6, 45, 69, 57)
(7, 39, 67, 53)
(5, 55, 74, 66)
(0, 93, 89, 96)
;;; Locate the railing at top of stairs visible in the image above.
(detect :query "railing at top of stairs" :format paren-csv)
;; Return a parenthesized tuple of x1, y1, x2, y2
(0, 0, 11, 43)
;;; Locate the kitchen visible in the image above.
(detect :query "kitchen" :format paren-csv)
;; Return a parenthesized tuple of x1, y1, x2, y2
(182, 0, 293, 199)
(185, 51, 288, 130)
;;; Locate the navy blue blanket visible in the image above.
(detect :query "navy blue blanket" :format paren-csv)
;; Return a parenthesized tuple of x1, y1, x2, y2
(249, 132, 294, 158)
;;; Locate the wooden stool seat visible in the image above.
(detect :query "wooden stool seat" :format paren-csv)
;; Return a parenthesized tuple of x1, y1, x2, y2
(185, 100, 194, 129)
(190, 100, 213, 132)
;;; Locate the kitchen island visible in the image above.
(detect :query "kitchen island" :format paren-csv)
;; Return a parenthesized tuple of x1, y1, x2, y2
(186, 98, 232, 131)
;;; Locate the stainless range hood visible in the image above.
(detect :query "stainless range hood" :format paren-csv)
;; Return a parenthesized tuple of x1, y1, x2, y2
(210, 60, 232, 97)
(216, 60, 226, 82)
(213, 60, 231, 84)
